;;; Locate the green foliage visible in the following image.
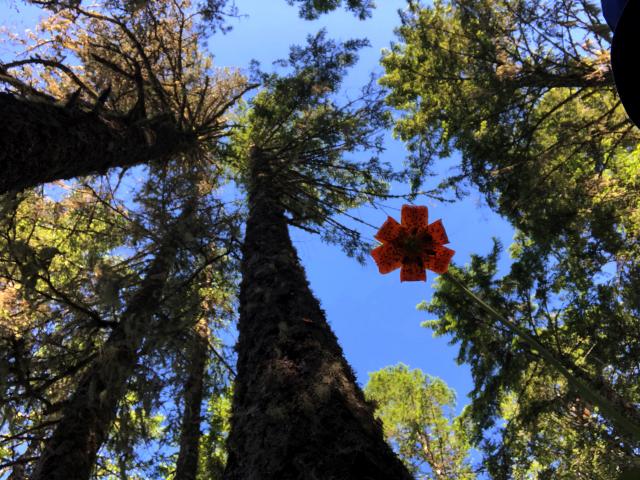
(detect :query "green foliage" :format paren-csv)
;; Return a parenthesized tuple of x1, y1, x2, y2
(0, 187, 133, 425)
(365, 364, 476, 479)
(383, 1, 640, 476)
(420, 239, 639, 478)
(97, 391, 168, 479)
(34, 0, 373, 21)
(382, 0, 639, 264)
(286, 0, 375, 19)
(0, 163, 238, 476)
(197, 386, 231, 480)
(231, 30, 400, 261)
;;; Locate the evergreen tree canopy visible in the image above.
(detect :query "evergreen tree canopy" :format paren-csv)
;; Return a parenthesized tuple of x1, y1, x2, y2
(365, 364, 476, 479)
(231, 30, 400, 260)
(380, 0, 640, 477)
(382, 0, 639, 265)
(1, 0, 250, 194)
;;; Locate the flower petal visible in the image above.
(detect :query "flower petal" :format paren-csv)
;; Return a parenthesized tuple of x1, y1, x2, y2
(425, 245, 455, 274)
(400, 262, 426, 282)
(401, 205, 429, 232)
(371, 244, 403, 274)
(374, 216, 405, 243)
(427, 219, 449, 245)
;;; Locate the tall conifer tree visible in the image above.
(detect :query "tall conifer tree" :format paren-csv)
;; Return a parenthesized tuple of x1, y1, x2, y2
(224, 32, 412, 479)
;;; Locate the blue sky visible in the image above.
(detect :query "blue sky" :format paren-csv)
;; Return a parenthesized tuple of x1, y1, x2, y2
(209, 0, 515, 410)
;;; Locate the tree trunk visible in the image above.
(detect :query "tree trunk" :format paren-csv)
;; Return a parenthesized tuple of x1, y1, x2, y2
(31, 204, 192, 480)
(223, 148, 412, 480)
(0, 93, 196, 194)
(174, 317, 210, 480)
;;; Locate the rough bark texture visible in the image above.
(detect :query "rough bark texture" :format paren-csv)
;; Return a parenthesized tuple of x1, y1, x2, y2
(0, 93, 196, 194)
(223, 148, 412, 480)
(175, 318, 210, 480)
(31, 213, 188, 480)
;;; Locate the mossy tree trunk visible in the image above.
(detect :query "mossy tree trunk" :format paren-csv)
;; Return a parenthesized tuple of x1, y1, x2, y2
(0, 93, 195, 194)
(175, 318, 210, 480)
(223, 148, 412, 479)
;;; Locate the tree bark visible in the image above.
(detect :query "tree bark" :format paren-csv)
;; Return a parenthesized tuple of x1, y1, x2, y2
(223, 148, 412, 480)
(31, 204, 192, 480)
(0, 93, 196, 195)
(174, 317, 210, 480)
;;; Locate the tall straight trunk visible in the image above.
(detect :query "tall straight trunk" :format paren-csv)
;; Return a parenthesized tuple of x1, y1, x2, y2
(31, 205, 192, 480)
(174, 317, 210, 480)
(224, 148, 412, 479)
(0, 93, 196, 194)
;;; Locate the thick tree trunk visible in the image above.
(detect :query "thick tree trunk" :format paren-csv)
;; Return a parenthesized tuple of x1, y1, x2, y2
(223, 148, 412, 480)
(0, 93, 196, 194)
(31, 205, 191, 480)
(174, 318, 210, 480)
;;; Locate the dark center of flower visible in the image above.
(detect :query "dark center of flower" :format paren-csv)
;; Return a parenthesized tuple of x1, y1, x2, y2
(399, 230, 435, 266)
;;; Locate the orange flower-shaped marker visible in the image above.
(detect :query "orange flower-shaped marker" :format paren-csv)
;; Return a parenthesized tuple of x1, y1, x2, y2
(371, 205, 455, 282)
